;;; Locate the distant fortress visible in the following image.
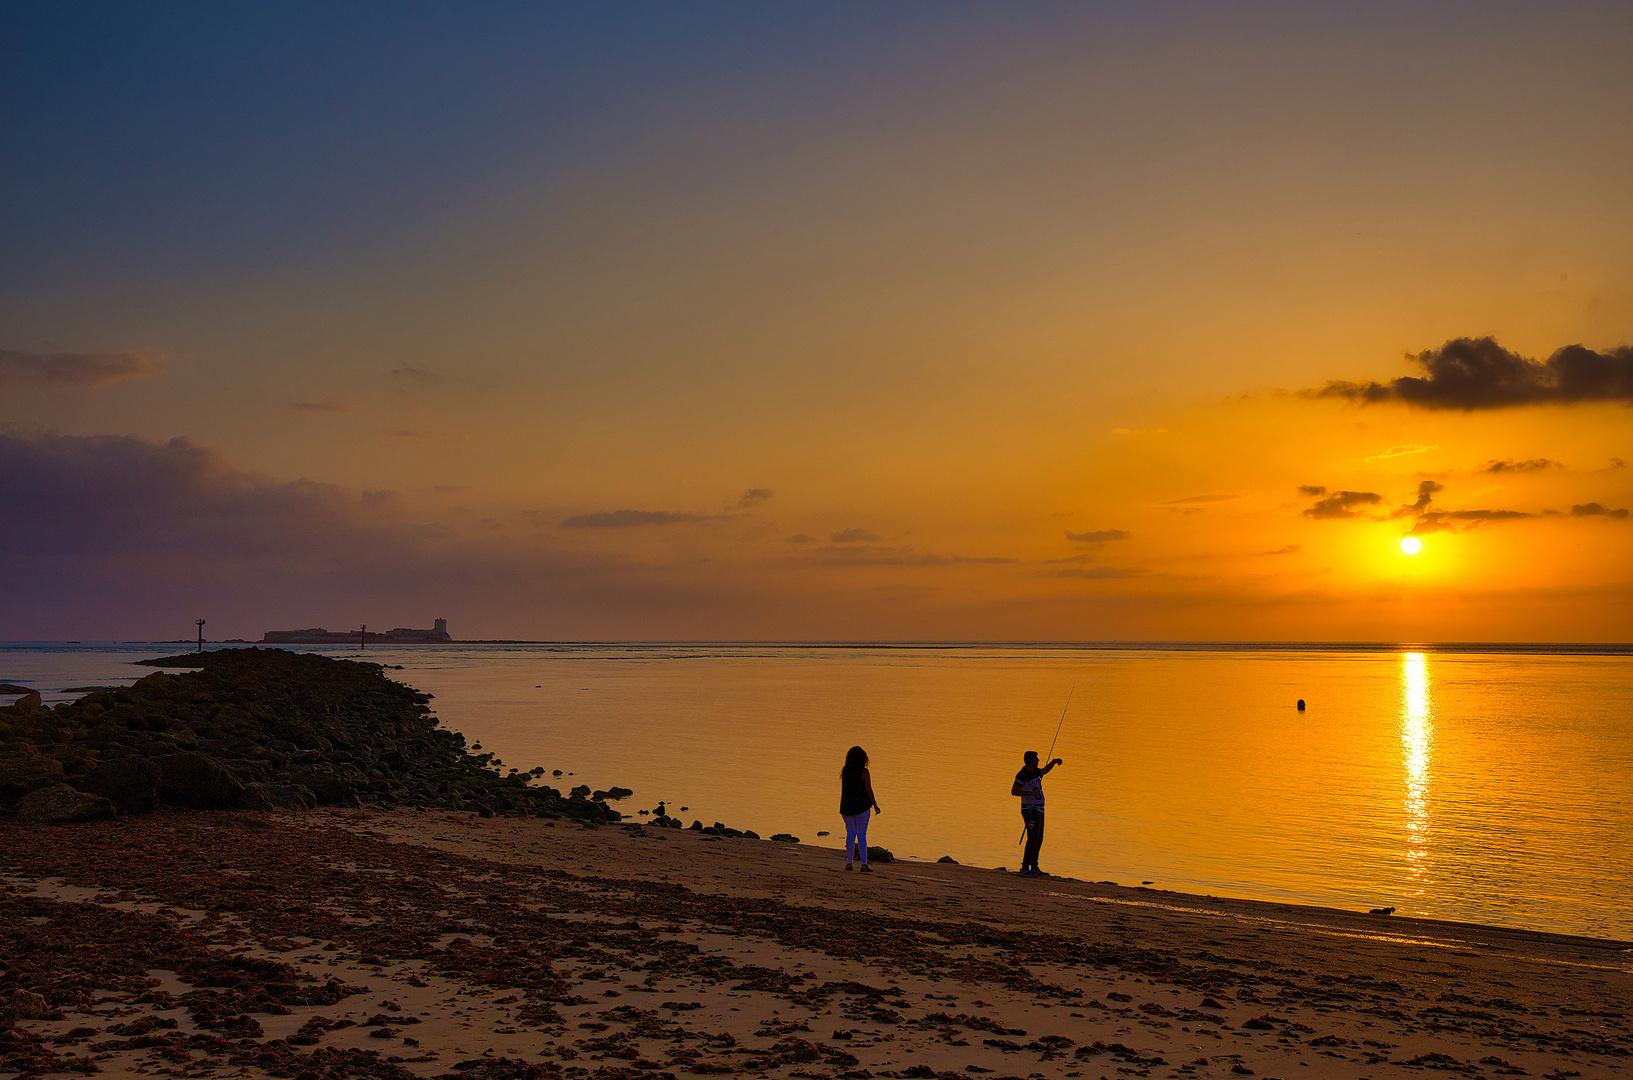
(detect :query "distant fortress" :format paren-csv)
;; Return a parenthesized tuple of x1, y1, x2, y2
(261, 618, 453, 645)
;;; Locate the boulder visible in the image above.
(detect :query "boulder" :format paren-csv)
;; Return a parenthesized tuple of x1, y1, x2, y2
(3, 990, 50, 1020)
(14, 783, 115, 824)
(559, 795, 615, 824)
(865, 846, 894, 863)
(156, 752, 245, 809)
(241, 782, 317, 812)
(0, 752, 65, 805)
(937, 855, 959, 864)
(1, 690, 43, 713)
(78, 755, 162, 814)
(284, 769, 355, 805)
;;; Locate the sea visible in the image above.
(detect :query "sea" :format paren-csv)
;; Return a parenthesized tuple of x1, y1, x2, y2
(4, 641, 1630, 943)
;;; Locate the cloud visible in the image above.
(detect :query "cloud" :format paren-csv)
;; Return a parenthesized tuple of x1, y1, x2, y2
(1571, 503, 1630, 519)
(1297, 485, 1327, 497)
(0, 430, 794, 640)
(390, 430, 461, 441)
(1112, 427, 1168, 435)
(1364, 444, 1436, 461)
(1408, 508, 1534, 535)
(0, 349, 160, 388)
(734, 488, 774, 509)
(389, 363, 441, 385)
(1482, 458, 1561, 473)
(1392, 480, 1444, 518)
(1065, 529, 1129, 543)
(829, 528, 881, 543)
(1447, 509, 1531, 521)
(1262, 545, 1300, 555)
(1306, 337, 1633, 410)
(786, 534, 815, 543)
(1055, 566, 1141, 579)
(1165, 491, 1245, 505)
(1302, 490, 1382, 519)
(812, 544, 1015, 567)
(561, 509, 718, 528)
(291, 401, 360, 414)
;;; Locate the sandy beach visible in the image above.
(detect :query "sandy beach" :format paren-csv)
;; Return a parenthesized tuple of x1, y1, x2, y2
(4, 809, 1629, 1080)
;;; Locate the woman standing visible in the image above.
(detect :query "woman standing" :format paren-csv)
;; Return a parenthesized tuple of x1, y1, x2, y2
(839, 745, 881, 872)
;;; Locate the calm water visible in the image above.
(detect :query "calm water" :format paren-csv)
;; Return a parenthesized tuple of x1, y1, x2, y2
(4, 641, 1631, 942)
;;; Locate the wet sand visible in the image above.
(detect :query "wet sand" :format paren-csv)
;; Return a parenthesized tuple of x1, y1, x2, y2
(3, 808, 1630, 1080)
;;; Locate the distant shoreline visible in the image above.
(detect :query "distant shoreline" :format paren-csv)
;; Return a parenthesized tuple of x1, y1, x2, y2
(5, 639, 1631, 655)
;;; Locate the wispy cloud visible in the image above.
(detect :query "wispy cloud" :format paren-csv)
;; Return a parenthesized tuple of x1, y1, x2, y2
(1055, 566, 1141, 579)
(0, 349, 160, 389)
(1164, 491, 1246, 505)
(1305, 337, 1633, 410)
(291, 401, 360, 414)
(1065, 529, 1129, 543)
(561, 509, 721, 528)
(1482, 458, 1561, 473)
(1262, 545, 1300, 555)
(830, 528, 881, 543)
(812, 544, 1015, 567)
(734, 488, 774, 509)
(389, 363, 441, 385)
(1364, 444, 1436, 461)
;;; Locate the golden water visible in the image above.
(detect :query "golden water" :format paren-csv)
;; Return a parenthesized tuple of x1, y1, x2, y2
(7, 642, 1630, 940)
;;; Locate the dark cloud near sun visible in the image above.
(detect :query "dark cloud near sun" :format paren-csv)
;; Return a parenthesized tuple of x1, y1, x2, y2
(1262, 545, 1300, 555)
(1301, 490, 1382, 519)
(1482, 458, 1560, 473)
(830, 528, 880, 544)
(734, 488, 774, 509)
(1392, 480, 1443, 518)
(1065, 529, 1129, 543)
(1298, 475, 1593, 535)
(0, 349, 160, 388)
(1306, 337, 1633, 410)
(1297, 485, 1326, 497)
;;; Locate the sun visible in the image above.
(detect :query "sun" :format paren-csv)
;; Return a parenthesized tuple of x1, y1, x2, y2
(1399, 536, 1423, 555)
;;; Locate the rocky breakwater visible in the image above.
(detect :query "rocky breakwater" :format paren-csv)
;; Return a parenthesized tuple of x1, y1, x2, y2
(0, 648, 622, 824)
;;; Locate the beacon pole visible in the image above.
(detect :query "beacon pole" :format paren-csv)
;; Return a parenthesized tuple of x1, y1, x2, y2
(196, 619, 206, 653)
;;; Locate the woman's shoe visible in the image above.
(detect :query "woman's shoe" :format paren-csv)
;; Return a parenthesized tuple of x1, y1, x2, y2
(845, 863, 853, 870)
(859, 865, 872, 873)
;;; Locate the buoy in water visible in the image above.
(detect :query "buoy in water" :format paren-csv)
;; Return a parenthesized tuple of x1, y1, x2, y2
(1296, 699, 1306, 711)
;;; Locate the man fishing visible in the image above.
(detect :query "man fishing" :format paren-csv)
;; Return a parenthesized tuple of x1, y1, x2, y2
(1013, 749, 1062, 877)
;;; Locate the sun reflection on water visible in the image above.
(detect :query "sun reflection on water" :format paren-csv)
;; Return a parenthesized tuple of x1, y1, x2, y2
(1401, 652, 1434, 888)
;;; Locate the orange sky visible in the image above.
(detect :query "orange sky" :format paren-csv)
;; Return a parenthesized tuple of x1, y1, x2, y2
(2, 4, 1629, 640)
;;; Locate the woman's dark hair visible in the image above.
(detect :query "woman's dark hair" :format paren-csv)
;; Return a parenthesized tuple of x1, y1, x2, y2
(842, 745, 868, 777)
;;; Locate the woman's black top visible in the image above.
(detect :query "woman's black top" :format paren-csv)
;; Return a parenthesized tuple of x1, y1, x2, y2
(839, 768, 871, 816)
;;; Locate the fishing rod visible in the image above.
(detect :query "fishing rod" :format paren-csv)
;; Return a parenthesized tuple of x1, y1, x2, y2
(1019, 687, 1073, 845)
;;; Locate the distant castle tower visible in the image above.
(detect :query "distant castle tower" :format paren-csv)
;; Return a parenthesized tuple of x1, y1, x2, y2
(434, 618, 448, 637)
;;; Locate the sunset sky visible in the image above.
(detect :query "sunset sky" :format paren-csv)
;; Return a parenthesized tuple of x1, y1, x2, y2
(3, 2, 1630, 641)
